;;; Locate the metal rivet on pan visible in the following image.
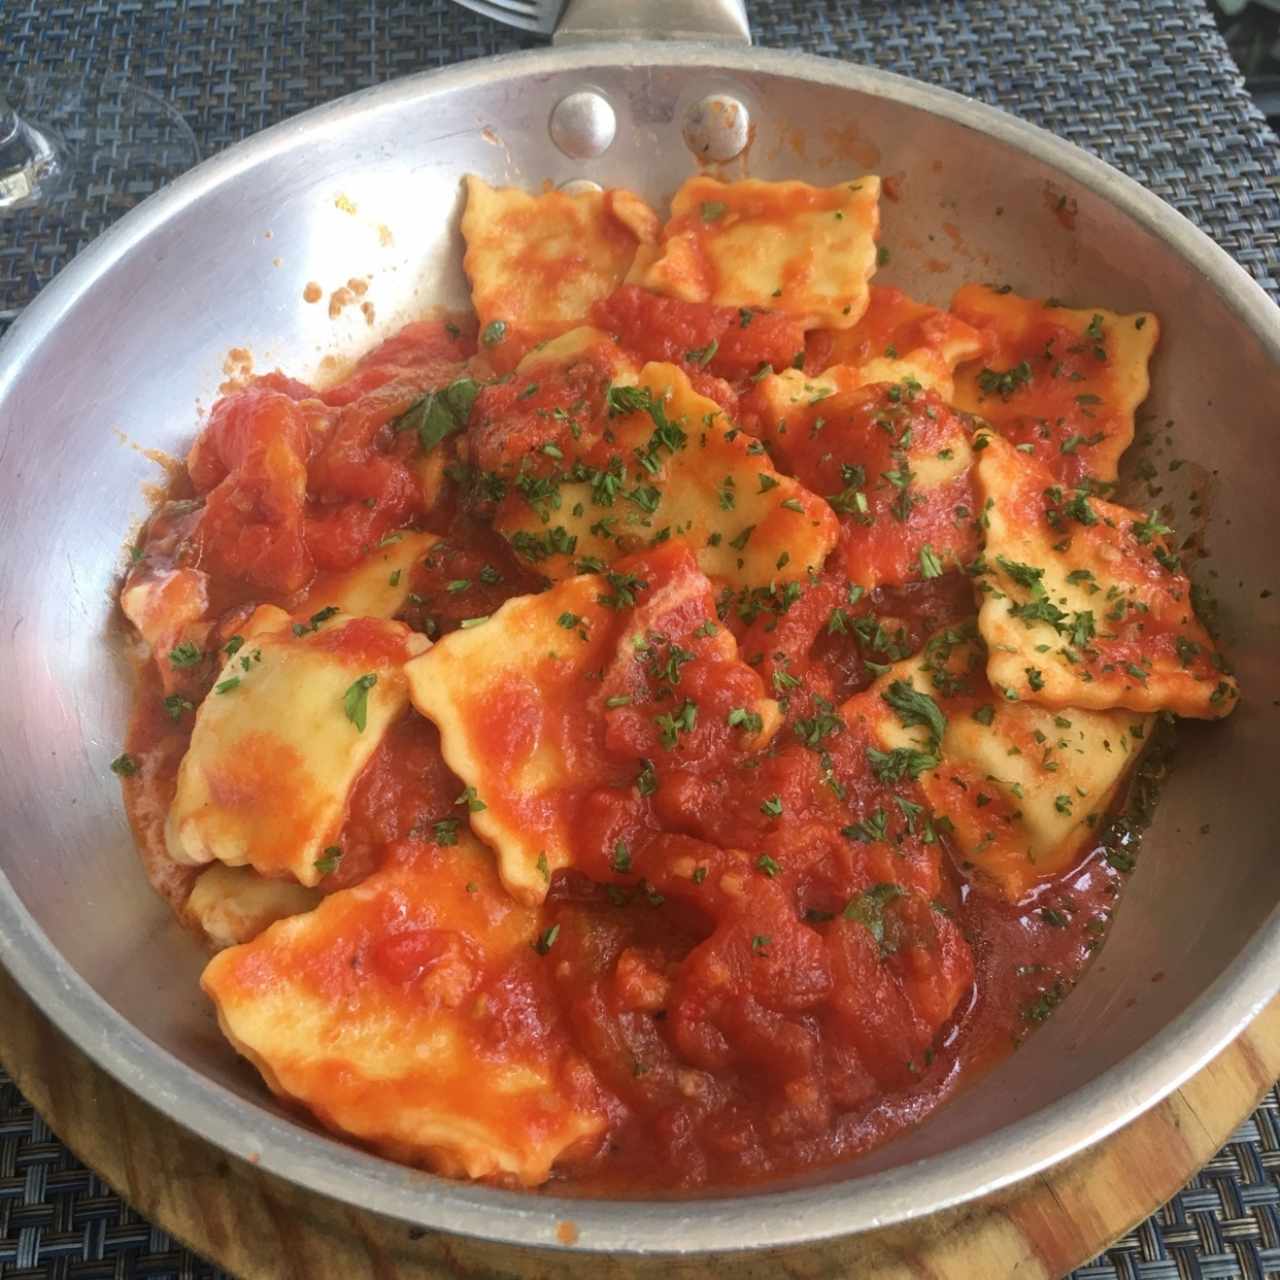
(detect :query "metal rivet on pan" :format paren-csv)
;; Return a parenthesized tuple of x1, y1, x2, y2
(549, 91, 616, 160)
(683, 94, 750, 162)
(558, 178, 603, 195)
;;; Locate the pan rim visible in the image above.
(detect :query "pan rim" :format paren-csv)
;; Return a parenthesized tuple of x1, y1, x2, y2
(2, 39, 1278, 1255)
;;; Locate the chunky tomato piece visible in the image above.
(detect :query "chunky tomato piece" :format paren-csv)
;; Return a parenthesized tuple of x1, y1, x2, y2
(187, 387, 314, 592)
(594, 285, 806, 382)
(307, 375, 444, 570)
(399, 523, 543, 638)
(322, 318, 472, 407)
(467, 346, 617, 476)
(821, 891, 974, 1088)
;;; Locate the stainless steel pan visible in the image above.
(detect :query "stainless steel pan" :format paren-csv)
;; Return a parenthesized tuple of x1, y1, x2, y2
(2, 0, 1279, 1256)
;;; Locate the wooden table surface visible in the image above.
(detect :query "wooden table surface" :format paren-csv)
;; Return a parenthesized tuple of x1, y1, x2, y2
(2, 962, 1277, 1280)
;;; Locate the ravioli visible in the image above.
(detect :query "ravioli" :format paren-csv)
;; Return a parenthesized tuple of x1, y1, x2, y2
(495, 361, 838, 589)
(804, 285, 988, 401)
(753, 375, 979, 587)
(461, 176, 660, 372)
(296, 532, 438, 620)
(403, 542, 780, 905)
(120, 565, 211, 693)
(166, 605, 429, 886)
(202, 836, 608, 1185)
(516, 324, 640, 383)
(843, 624, 1147, 901)
(185, 864, 322, 948)
(636, 174, 881, 329)
(951, 284, 1159, 483)
(973, 431, 1237, 718)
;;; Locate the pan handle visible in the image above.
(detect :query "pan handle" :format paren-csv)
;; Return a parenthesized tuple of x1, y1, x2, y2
(552, 0, 751, 45)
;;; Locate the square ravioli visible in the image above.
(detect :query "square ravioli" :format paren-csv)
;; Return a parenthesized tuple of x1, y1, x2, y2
(803, 285, 988, 401)
(635, 174, 881, 329)
(294, 531, 439, 620)
(202, 835, 608, 1186)
(951, 284, 1159, 483)
(461, 176, 660, 372)
(184, 864, 322, 948)
(494, 361, 838, 589)
(750, 374, 979, 588)
(166, 605, 429, 886)
(403, 542, 780, 905)
(973, 430, 1237, 718)
(842, 623, 1148, 901)
(120, 564, 210, 694)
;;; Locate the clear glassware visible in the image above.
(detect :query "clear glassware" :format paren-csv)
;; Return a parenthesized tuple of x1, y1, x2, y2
(0, 71, 200, 321)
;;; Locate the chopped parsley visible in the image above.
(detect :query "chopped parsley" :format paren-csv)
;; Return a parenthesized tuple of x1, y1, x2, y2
(163, 694, 194, 721)
(168, 641, 203, 668)
(598, 570, 647, 610)
(1069, 610, 1096, 648)
(843, 883, 904, 950)
(432, 818, 460, 845)
(867, 746, 940, 782)
(343, 673, 377, 731)
(635, 759, 658, 796)
(456, 786, 486, 812)
(794, 697, 843, 749)
(997, 556, 1046, 593)
(390, 376, 480, 453)
(1131, 511, 1174, 544)
(975, 361, 1032, 400)
(686, 338, 718, 367)
(843, 808, 888, 843)
(919, 544, 944, 579)
(532, 924, 560, 955)
(882, 680, 947, 744)
(292, 605, 340, 637)
(654, 700, 698, 748)
(314, 846, 344, 876)
(727, 706, 764, 733)
(1009, 597, 1070, 629)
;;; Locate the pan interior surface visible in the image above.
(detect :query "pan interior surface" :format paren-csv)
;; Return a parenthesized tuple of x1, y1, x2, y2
(0, 45, 1277, 1253)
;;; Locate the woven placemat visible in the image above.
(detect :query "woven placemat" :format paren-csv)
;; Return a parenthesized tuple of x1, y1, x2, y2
(2, 1, 1280, 1276)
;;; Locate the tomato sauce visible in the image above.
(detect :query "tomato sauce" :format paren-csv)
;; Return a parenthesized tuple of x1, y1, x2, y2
(118, 304, 1162, 1195)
